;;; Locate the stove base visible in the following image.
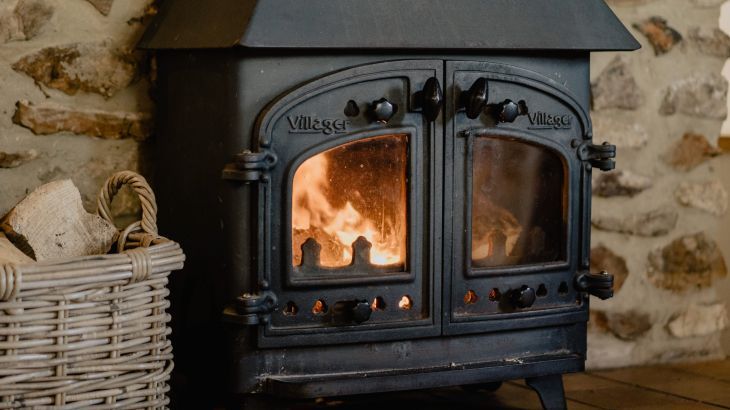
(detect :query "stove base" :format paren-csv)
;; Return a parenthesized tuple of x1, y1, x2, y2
(264, 353, 579, 399)
(239, 372, 568, 410)
(231, 320, 587, 402)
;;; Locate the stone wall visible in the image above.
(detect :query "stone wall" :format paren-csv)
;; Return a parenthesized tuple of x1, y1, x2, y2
(0, 0, 728, 369)
(588, 0, 730, 368)
(0, 0, 155, 222)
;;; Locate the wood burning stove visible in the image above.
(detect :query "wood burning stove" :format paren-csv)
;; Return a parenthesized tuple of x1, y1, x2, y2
(139, 1, 639, 408)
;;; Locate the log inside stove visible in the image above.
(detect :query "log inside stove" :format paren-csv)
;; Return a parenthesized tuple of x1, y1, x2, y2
(472, 225, 560, 268)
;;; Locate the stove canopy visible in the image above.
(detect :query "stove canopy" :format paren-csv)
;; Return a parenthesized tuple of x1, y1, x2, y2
(138, 0, 640, 51)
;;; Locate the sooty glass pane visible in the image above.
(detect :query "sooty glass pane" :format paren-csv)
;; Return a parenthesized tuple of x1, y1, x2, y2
(471, 137, 566, 268)
(292, 134, 408, 269)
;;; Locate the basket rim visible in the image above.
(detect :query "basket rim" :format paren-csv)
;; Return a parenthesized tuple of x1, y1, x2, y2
(13, 241, 182, 269)
(0, 241, 185, 300)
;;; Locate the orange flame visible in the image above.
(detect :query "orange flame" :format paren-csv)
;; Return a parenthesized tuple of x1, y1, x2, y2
(292, 136, 406, 267)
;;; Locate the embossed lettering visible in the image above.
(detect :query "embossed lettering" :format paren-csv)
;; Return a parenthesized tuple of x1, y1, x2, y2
(527, 112, 573, 130)
(287, 115, 350, 135)
(287, 116, 302, 129)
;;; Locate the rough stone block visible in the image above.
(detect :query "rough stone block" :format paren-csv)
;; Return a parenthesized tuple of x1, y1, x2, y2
(13, 100, 151, 141)
(0, 149, 38, 168)
(633, 16, 682, 55)
(688, 27, 730, 58)
(591, 56, 644, 110)
(0, 0, 53, 43)
(665, 132, 721, 171)
(593, 170, 653, 197)
(592, 205, 678, 237)
(675, 180, 728, 216)
(648, 232, 727, 291)
(12, 42, 138, 98)
(667, 304, 728, 338)
(660, 74, 728, 119)
(591, 310, 653, 341)
(0, 180, 117, 261)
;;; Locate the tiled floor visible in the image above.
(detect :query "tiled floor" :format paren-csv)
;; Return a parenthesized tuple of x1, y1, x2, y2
(248, 359, 730, 409)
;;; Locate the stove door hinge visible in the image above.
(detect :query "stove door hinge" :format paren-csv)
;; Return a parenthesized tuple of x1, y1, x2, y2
(575, 271, 614, 300)
(222, 149, 278, 183)
(222, 290, 278, 326)
(574, 140, 616, 171)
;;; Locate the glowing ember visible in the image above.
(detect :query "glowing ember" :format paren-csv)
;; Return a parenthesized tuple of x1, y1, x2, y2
(371, 296, 386, 311)
(311, 300, 327, 315)
(292, 135, 407, 268)
(463, 290, 479, 305)
(398, 295, 412, 310)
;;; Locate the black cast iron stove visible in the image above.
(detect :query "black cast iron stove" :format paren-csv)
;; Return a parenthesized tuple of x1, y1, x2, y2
(140, 1, 639, 408)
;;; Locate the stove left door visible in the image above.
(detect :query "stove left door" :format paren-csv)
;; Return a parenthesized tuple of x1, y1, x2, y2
(223, 60, 444, 348)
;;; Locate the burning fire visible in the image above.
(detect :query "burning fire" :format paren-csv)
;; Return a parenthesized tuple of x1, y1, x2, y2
(292, 136, 407, 268)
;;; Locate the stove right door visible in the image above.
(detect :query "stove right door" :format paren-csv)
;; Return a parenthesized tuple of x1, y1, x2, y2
(443, 60, 590, 336)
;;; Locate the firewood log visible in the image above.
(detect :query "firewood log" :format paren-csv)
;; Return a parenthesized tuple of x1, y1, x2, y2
(0, 180, 117, 261)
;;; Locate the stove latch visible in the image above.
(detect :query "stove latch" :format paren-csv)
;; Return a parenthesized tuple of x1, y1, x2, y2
(575, 271, 614, 300)
(222, 149, 278, 183)
(223, 290, 278, 325)
(575, 140, 616, 171)
(418, 77, 443, 122)
(461, 77, 488, 119)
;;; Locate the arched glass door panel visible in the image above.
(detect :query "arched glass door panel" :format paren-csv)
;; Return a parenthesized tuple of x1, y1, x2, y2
(471, 136, 567, 269)
(292, 134, 409, 273)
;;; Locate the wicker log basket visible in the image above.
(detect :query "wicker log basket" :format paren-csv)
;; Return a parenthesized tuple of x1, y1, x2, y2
(0, 171, 185, 409)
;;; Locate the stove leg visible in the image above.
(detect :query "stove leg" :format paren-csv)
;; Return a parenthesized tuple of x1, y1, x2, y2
(526, 374, 566, 410)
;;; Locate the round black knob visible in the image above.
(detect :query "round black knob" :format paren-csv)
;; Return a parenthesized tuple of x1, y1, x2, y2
(370, 98, 397, 123)
(351, 300, 372, 323)
(498, 100, 520, 123)
(511, 285, 536, 309)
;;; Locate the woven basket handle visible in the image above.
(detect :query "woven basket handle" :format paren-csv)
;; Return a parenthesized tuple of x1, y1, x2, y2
(97, 171, 158, 242)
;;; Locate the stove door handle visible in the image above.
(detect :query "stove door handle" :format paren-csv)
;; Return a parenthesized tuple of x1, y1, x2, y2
(420, 76, 443, 122)
(575, 271, 614, 300)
